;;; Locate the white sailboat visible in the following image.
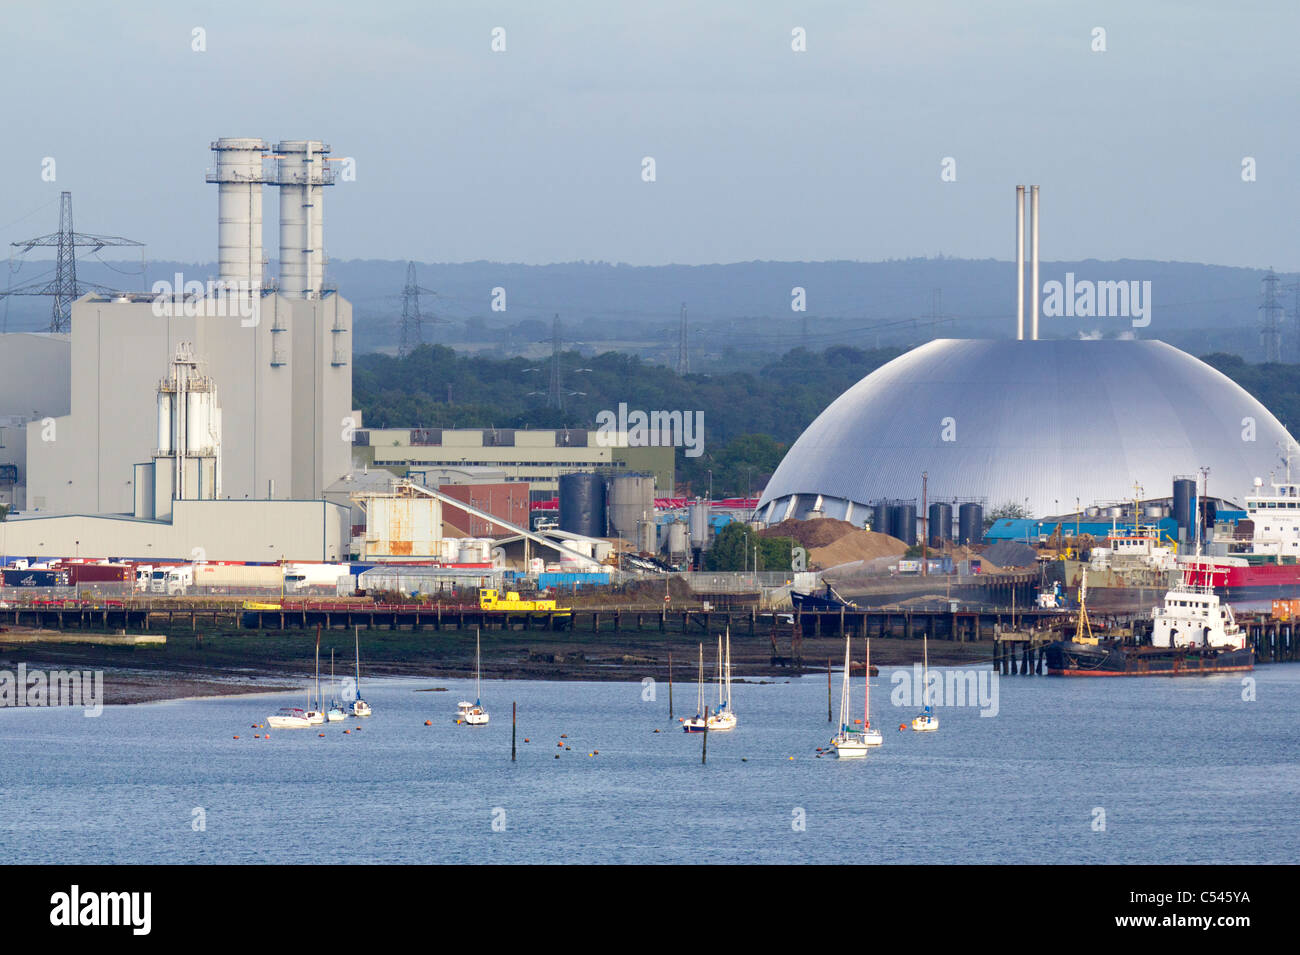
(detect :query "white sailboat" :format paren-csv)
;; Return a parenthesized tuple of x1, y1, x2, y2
(305, 636, 325, 724)
(831, 636, 868, 758)
(863, 637, 883, 746)
(326, 648, 345, 722)
(911, 631, 939, 732)
(351, 626, 372, 717)
(267, 706, 311, 729)
(682, 643, 707, 733)
(707, 627, 736, 731)
(455, 627, 489, 725)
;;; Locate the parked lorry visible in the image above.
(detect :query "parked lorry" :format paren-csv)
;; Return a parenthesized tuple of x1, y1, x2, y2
(282, 562, 350, 594)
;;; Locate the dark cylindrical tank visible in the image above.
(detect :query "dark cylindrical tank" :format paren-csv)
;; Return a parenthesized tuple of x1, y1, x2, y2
(1172, 477, 1196, 538)
(928, 502, 953, 547)
(559, 472, 606, 538)
(958, 503, 984, 546)
(889, 504, 916, 545)
(871, 501, 890, 535)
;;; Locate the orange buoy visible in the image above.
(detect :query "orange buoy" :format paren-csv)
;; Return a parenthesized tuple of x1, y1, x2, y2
(899, 724, 907, 731)
(524, 738, 529, 743)
(593, 750, 598, 755)
(233, 735, 240, 739)
(319, 733, 325, 737)
(560, 734, 568, 739)
(424, 720, 431, 726)
(344, 729, 351, 734)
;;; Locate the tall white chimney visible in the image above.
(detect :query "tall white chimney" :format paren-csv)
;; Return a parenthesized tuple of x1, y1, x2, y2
(1016, 185, 1025, 341)
(273, 140, 334, 298)
(1030, 184, 1040, 341)
(206, 138, 267, 290)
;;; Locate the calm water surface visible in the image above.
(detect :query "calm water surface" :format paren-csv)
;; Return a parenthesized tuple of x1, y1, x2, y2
(2, 664, 1297, 864)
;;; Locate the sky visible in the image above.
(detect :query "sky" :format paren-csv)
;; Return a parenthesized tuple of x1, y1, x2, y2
(1, 1, 1297, 269)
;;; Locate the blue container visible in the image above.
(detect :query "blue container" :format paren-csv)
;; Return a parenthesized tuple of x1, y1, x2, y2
(537, 572, 611, 590)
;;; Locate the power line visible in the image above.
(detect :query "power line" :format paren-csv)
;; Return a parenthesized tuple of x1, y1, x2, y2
(0, 191, 144, 332)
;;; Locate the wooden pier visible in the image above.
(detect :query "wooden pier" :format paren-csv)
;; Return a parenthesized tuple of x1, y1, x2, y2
(0, 601, 1292, 665)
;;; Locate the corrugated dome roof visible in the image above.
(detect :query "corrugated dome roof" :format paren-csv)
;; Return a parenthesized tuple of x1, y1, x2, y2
(756, 339, 1297, 523)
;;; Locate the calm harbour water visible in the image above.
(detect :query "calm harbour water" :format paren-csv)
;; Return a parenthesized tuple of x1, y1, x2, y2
(2, 664, 1298, 864)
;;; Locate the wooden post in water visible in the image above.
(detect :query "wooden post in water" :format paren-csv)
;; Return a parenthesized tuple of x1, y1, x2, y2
(668, 651, 673, 720)
(828, 658, 833, 721)
(512, 701, 517, 761)
(702, 706, 709, 764)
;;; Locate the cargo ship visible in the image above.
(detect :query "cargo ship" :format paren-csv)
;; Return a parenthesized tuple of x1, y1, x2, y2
(1050, 476, 1300, 611)
(1045, 572, 1253, 677)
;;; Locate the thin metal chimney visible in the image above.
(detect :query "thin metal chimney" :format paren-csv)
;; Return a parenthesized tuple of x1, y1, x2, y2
(1016, 185, 1025, 341)
(1030, 184, 1040, 341)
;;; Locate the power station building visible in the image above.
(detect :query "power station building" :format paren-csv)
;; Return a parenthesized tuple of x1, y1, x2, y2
(0, 137, 355, 560)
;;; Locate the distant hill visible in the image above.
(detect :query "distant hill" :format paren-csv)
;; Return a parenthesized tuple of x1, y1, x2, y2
(4, 257, 1293, 363)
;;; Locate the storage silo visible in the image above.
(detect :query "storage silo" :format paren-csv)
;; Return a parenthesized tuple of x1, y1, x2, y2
(559, 472, 606, 538)
(688, 500, 710, 548)
(958, 503, 984, 546)
(889, 504, 916, 545)
(928, 502, 953, 547)
(871, 501, 890, 535)
(1172, 476, 1196, 540)
(608, 474, 656, 552)
(667, 521, 689, 558)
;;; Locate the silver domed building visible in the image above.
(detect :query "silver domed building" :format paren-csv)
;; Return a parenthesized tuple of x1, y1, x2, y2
(756, 339, 1297, 525)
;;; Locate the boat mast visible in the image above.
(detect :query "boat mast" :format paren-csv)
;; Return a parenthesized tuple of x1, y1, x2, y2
(839, 636, 851, 731)
(696, 643, 704, 716)
(864, 638, 870, 729)
(314, 627, 321, 710)
(354, 624, 362, 700)
(724, 626, 732, 715)
(716, 634, 724, 711)
(475, 625, 482, 704)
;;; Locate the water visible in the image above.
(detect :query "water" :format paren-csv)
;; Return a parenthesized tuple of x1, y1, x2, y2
(2, 664, 1298, 864)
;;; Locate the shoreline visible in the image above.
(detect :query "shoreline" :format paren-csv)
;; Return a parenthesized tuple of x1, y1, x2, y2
(0, 625, 994, 705)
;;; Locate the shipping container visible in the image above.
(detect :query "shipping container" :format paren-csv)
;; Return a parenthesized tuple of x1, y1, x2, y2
(2, 568, 69, 587)
(66, 563, 134, 585)
(189, 563, 284, 593)
(537, 571, 612, 590)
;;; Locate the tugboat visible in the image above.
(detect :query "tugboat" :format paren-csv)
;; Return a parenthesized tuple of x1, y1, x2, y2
(1045, 568, 1254, 676)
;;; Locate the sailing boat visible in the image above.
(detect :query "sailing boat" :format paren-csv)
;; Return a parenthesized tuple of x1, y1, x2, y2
(326, 648, 345, 722)
(351, 626, 372, 717)
(863, 637, 883, 746)
(831, 636, 868, 758)
(455, 627, 489, 725)
(911, 631, 939, 732)
(305, 632, 325, 724)
(682, 643, 707, 733)
(707, 627, 737, 731)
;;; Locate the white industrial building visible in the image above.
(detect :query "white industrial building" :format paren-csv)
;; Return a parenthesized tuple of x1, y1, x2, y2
(0, 137, 356, 560)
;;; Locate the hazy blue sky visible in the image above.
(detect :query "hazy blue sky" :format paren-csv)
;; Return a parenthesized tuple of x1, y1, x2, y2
(2, 1, 1296, 269)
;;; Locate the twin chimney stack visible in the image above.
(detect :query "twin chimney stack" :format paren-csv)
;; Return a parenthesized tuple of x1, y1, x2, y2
(207, 137, 335, 298)
(1015, 184, 1040, 340)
